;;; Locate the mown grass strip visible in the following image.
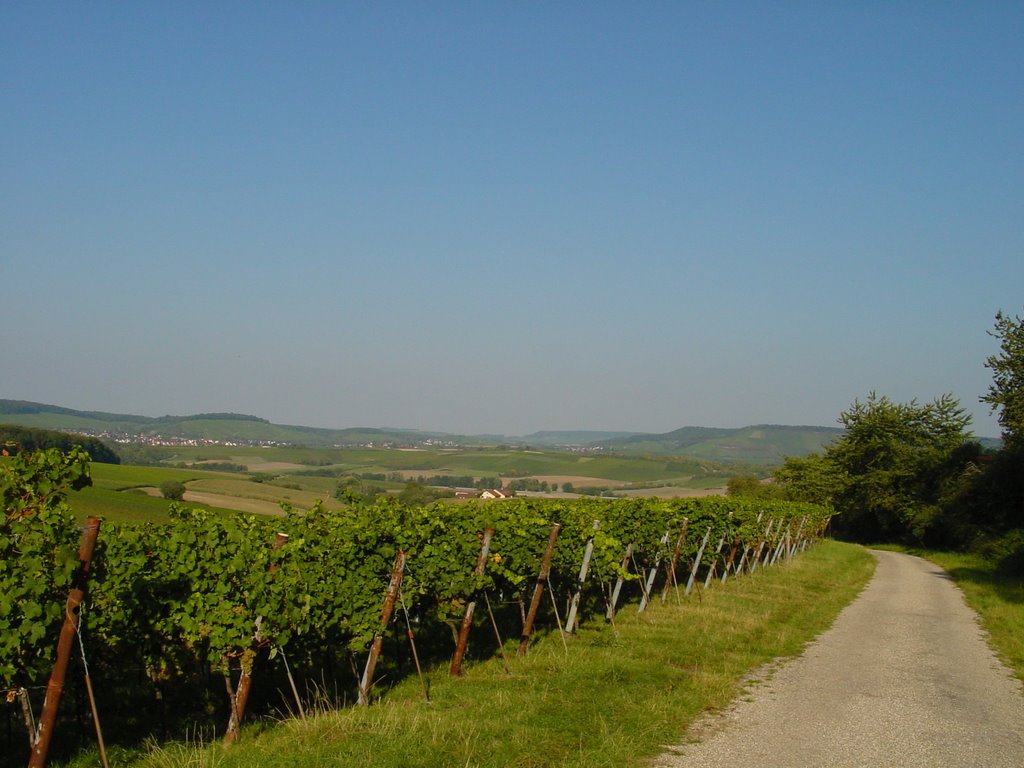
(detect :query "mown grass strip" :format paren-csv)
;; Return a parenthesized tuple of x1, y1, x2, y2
(114, 540, 873, 768)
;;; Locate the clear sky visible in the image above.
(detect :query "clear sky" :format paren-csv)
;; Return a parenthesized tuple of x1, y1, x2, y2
(3, 3, 1022, 437)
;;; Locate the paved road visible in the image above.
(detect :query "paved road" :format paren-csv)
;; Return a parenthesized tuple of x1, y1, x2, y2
(655, 550, 1024, 767)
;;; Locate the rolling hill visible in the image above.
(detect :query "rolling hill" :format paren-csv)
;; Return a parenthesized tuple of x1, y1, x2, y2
(0, 399, 453, 447)
(591, 424, 844, 463)
(0, 399, 844, 463)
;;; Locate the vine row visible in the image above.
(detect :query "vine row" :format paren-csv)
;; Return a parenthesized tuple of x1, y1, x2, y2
(2, 448, 830, 757)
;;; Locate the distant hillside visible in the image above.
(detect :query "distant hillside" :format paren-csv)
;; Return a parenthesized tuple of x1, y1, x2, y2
(593, 425, 845, 465)
(0, 400, 448, 447)
(0, 399, 847, 464)
(515, 430, 645, 446)
(0, 399, 156, 431)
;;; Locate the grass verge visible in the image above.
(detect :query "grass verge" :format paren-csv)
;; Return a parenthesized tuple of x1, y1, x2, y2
(101, 540, 873, 768)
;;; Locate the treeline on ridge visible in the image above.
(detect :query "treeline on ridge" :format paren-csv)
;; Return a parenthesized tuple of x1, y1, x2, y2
(0, 424, 120, 464)
(729, 309, 1024, 573)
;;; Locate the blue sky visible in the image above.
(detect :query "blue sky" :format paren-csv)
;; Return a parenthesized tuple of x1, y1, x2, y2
(3, 3, 1022, 437)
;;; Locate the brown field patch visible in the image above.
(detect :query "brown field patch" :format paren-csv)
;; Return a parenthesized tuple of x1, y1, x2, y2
(616, 486, 727, 499)
(228, 457, 306, 472)
(182, 491, 288, 516)
(394, 469, 455, 480)
(533, 475, 630, 488)
(519, 486, 727, 500)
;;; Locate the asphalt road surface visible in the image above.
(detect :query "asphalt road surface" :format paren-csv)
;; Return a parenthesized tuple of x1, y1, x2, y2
(655, 549, 1024, 767)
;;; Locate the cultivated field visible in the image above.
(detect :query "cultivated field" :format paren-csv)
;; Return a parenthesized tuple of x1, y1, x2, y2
(68, 445, 733, 523)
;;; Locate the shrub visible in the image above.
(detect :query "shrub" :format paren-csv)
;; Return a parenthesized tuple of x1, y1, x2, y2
(159, 479, 186, 501)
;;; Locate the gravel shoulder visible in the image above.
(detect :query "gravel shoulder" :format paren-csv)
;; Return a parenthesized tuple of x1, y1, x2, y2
(654, 549, 1024, 768)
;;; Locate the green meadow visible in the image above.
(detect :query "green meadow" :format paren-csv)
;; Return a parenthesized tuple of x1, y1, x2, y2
(59, 445, 732, 525)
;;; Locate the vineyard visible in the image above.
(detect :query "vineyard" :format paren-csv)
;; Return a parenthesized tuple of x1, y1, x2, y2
(2, 448, 831, 767)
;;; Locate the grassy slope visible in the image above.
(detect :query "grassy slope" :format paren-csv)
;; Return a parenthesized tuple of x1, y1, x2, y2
(185, 477, 345, 510)
(598, 425, 842, 464)
(120, 541, 873, 768)
(0, 412, 147, 432)
(71, 463, 282, 523)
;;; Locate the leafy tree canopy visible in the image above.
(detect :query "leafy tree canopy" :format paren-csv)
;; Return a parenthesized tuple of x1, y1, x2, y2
(982, 308, 1024, 450)
(774, 392, 973, 544)
(159, 479, 186, 501)
(773, 453, 841, 507)
(0, 424, 120, 464)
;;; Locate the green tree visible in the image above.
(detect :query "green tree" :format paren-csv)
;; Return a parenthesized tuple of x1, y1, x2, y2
(981, 309, 1024, 449)
(773, 453, 840, 506)
(334, 474, 381, 504)
(397, 481, 452, 507)
(0, 424, 120, 464)
(726, 473, 787, 500)
(160, 479, 186, 501)
(953, 308, 1024, 566)
(826, 393, 972, 543)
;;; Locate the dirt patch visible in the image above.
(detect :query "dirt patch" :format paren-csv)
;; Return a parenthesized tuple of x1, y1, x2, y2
(617, 486, 728, 499)
(532, 475, 630, 488)
(533, 477, 727, 497)
(182, 491, 286, 516)
(227, 457, 306, 472)
(520, 487, 727, 500)
(391, 469, 458, 481)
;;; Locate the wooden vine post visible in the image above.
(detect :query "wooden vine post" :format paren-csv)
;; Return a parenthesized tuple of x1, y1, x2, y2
(735, 512, 763, 576)
(638, 529, 670, 614)
(517, 524, 561, 656)
(685, 526, 712, 596)
(720, 541, 739, 584)
(606, 543, 634, 620)
(450, 528, 495, 676)
(661, 517, 689, 603)
(789, 516, 808, 558)
(223, 532, 289, 744)
(29, 517, 101, 768)
(565, 520, 600, 634)
(703, 512, 733, 588)
(703, 530, 727, 589)
(358, 550, 407, 706)
(770, 520, 790, 565)
(750, 517, 774, 573)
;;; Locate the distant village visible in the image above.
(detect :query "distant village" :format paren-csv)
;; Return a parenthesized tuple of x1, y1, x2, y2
(60, 427, 606, 453)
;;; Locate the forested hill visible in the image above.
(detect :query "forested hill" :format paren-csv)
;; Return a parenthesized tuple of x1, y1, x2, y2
(591, 425, 845, 464)
(0, 400, 266, 428)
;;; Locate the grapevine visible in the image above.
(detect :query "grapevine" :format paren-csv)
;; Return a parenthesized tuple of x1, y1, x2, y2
(2, 447, 833, 758)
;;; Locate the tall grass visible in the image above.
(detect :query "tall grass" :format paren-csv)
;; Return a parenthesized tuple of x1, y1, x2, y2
(115, 540, 873, 768)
